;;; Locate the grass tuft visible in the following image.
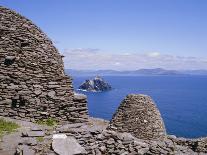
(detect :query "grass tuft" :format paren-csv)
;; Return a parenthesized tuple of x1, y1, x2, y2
(36, 118, 57, 127)
(0, 118, 19, 137)
(36, 136, 44, 142)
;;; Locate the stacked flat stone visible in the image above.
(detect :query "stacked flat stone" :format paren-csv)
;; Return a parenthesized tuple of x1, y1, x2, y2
(2, 118, 207, 155)
(108, 94, 166, 140)
(0, 6, 88, 123)
(54, 121, 207, 155)
(72, 93, 88, 122)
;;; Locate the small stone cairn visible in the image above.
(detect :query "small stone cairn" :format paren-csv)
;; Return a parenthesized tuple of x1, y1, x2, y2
(108, 94, 166, 140)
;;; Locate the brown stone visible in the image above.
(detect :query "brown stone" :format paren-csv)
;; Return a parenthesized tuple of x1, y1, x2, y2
(0, 6, 88, 123)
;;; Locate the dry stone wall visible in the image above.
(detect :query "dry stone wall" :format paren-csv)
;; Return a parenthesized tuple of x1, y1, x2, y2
(2, 117, 207, 155)
(108, 94, 166, 140)
(0, 6, 88, 123)
(1, 6, 207, 155)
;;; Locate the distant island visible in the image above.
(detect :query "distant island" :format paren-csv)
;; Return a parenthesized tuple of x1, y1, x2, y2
(66, 68, 207, 76)
(78, 76, 112, 92)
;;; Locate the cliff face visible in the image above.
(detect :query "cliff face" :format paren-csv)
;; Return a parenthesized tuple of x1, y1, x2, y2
(79, 76, 112, 92)
(0, 6, 88, 123)
(108, 94, 166, 140)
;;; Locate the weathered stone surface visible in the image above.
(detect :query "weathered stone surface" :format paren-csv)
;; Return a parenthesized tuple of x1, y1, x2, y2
(108, 94, 166, 140)
(22, 131, 45, 137)
(2, 116, 207, 155)
(73, 93, 87, 101)
(52, 134, 87, 155)
(19, 137, 37, 146)
(16, 145, 35, 155)
(48, 91, 56, 98)
(0, 6, 88, 123)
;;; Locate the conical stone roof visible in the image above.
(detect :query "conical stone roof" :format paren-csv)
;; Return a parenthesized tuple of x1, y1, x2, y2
(108, 94, 166, 140)
(0, 6, 88, 123)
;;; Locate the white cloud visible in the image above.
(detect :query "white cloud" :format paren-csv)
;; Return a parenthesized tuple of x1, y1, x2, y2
(61, 48, 207, 70)
(147, 52, 161, 57)
(114, 62, 121, 66)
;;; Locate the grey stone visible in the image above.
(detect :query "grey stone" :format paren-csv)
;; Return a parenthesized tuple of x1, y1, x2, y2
(120, 151, 129, 155)
(48, 82, 58, 85)
(22, 131, 45, 137)
(99, 145, 106, 152)
(33, 85, 43, 88)
(7, 84, 19, 89)
(138, 148, 149, 155)
(34, 89, 42, 95)
(106, 138, 115, 145)
(0, 99, 12, 105)
(108, 94, 166, 140)
(134, 140, 148, 146)
(74, 93, 87, 101)
(30, 127, 43, 131)
(48, 85, 60, 89)
(16, 145, 35, 155)
(5, 56, 16, 62)
(40, 112, 49, 115)
(20, 137, 37, 146)
(95, 149, 102, 155)
(0, 150, 16, 155)
(117, 132, 134, 141)
(52, 135, 87, 155)
(48, 91, 56, 98)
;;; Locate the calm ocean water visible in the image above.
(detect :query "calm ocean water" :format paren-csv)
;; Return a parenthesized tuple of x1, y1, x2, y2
(72, 75, 207, 138)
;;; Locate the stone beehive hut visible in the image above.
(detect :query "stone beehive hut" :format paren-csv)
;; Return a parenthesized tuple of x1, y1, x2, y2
(108, 94, 166, 140)
(0, 6, 88, 123)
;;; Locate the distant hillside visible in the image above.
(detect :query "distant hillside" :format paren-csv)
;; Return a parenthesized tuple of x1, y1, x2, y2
(65, 68, 207, 76)
(182, 70, 207, 75)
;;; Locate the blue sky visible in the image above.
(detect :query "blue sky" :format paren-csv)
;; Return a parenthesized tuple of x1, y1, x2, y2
(1, 0, 207, 70)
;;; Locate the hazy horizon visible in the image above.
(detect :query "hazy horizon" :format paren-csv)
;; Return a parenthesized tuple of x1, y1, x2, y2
(66, 68, 207, 71)
(63, 48, 207, 71)
(1, 0, 207, 70)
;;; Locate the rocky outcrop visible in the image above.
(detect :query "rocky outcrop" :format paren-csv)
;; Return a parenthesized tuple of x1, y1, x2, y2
(0, 6, 88, 123)
(79, 76, 112, 92)
(108, 94, 166, 140)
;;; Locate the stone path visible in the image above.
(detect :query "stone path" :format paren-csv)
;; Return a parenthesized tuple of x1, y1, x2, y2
(0, 117, 52, 155)
(0, 117, 207, 155)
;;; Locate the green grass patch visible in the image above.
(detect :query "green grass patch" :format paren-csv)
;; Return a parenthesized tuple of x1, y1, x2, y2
(36, 136, 44, 142)
(36, 118, 57, 127)
(0, 118, 19, 137)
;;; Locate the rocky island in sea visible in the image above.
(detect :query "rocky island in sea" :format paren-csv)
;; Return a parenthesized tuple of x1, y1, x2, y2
(78, 76, 112, 92)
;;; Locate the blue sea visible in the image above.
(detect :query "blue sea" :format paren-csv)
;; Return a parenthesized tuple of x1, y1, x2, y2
(72, 75, 207, 138)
